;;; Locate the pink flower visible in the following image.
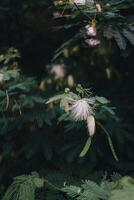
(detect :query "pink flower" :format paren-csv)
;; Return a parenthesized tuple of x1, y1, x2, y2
(53, 11, 61, 18)
(85, 25, 96, 36)
(85, 39, 100, 46)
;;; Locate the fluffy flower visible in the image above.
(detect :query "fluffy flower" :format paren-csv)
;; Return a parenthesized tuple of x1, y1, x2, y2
(69, 97, 95, 121)
(85, 24, 96, 36)
(85, 38, 100, 46)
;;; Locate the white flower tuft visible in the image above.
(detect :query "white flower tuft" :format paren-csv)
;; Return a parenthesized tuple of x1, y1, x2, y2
(69, 97, 95, 121)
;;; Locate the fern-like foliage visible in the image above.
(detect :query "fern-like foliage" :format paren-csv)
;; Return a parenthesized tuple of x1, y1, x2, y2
(62, 176, 134, 200)
(2, 172, 44, 200)
(3, 171, 134, 200)
(0, 48, 55, 134)
(109, 177, 134, 200)
(63, 179, 111, 200)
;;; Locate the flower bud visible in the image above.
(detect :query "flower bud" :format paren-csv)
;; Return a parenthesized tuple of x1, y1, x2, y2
(0, 73, 4, 85)
(87, 115, 95, 136)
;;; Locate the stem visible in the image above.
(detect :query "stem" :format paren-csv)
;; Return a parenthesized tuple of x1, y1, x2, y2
(80, 137, 92, 157)
(96, 121, 119, 161)
(14, 100, 22, 115)
(61, 1, 68, 16)
(44, 179, 61, 191)
(73, 2, 92, 21)
(5, 90, 9, 110)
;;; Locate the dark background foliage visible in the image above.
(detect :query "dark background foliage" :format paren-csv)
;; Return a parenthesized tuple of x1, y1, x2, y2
(0, 0, 134, 197)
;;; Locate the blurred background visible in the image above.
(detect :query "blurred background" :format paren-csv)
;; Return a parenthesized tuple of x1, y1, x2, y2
(0, 0, 134, 197)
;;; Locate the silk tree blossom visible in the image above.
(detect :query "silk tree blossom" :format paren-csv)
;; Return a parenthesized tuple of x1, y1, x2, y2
(85, 38, 100, 46)
(85, 24, 96, 36)
(68, 96, 96, 136)
(68, 97, 95, 121)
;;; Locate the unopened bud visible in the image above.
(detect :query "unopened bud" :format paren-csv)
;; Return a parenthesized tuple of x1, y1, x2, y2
(67, 75, 74, 87)
(39, 80, 45, 92)
(0, 73, 4, 85)
(96, 4, 102, 12)
(87, 115, 95, 136)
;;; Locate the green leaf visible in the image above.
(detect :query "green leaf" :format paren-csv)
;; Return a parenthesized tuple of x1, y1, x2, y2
(63, 185, 81, 198)
(107, 135, 119, 161)
(80, 137, 92, 157)
(0, 90, 5, 97)
(46, 94, 65, 104)
(2, 173, 43, 200)
(113, 31, 127, 50)
(109, 177, 134, 200)
(122, 29, 134, 45)
(102, 106, 116, 116)
(95, 96, 110, 104)
(33, 178, 44, 188)
(97, 122, 118, 161)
